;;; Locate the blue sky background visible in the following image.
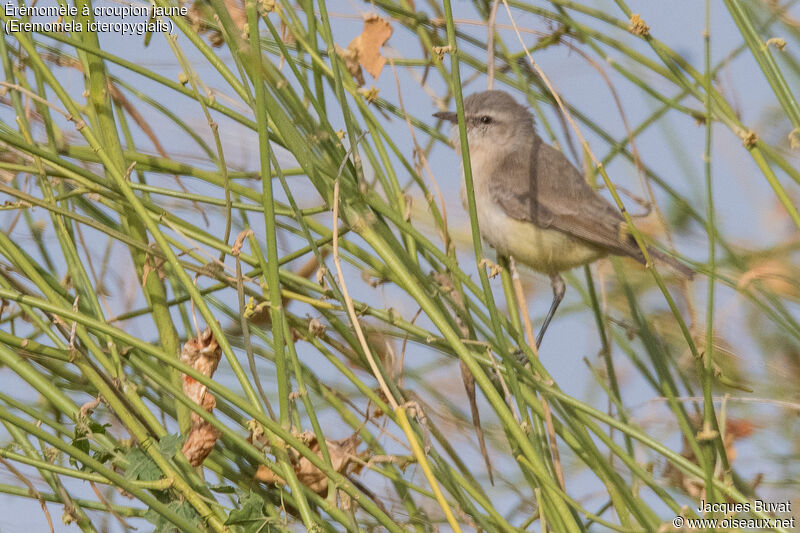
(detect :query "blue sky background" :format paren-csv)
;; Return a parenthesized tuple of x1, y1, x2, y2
(1, 0, 799, 530)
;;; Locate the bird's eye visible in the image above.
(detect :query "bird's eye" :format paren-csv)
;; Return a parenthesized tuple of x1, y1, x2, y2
(480, 115, 492, 124)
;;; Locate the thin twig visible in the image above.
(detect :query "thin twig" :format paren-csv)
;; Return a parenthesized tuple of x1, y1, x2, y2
(509, 257, 537, 358)
(486, 0, 501, 89)
(331, 178, 397, 410)
(488, 349, 520, 423)
(0, 82, 70, 119)
(0, 456, 55, 533)
(89, 481, 132, 530)
(233, 230, 276, 419)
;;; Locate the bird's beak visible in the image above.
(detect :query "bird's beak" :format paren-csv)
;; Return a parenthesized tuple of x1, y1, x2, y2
(433, 111, 458, 123)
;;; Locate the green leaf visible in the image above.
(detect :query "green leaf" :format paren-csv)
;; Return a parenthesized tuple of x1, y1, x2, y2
(124, 447, 162, 481)
(209, 483, 237, 494)
(69, 417, 111, 469)
(145, 500, 201, 533)
(91, 449, 113, 465)
(88, 421, 111, 434)
(157, 433, 183, 459)
(70, 426, 89, 457)
(225, 491, 273, 532)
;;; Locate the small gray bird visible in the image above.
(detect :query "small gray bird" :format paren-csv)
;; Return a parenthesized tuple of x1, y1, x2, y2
(434, 90, 692, 347)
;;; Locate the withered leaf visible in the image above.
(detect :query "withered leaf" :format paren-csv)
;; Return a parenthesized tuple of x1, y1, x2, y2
(254, 432, 368, 495)
(280, 19, 296, 45)
(336, 44, 364, 87)
(231, 229, 253, 256)
(356, 15, 392, 79)
(180, 328, 223, 467)
(344, 14, 393, 82)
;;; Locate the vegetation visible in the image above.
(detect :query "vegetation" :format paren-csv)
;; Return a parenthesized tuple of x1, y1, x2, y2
(0, 0, 798, 531)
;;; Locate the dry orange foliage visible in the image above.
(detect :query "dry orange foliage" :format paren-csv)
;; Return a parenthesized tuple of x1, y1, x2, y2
(181, 328, 223, 467)
(253, 431, 368, 495)
(339, 14, 393, 86)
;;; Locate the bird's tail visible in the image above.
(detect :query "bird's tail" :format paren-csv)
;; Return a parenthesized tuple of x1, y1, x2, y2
(647, 248, 695, 279)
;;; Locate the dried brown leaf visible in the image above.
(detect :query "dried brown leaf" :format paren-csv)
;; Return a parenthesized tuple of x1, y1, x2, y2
(343, 15, 393, 83)
(254, 464, 279, 484)
(308, 316, 326, 337)
(183, 423, 222, 467)
(180, 329, 223, 466)
(663, 415, 756, 497)
(280, 19, 296, 45)
(460, 359, 493, 484)
(336, 44, 364, 87)
(738, 260, 800, 299)
(180, 328, 221, 380)
(78, 396, 102, 418)
(231, 229, 253, 256)
(254, 431, 368, 496)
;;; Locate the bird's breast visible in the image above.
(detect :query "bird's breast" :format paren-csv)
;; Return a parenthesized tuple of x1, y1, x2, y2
(462, 172, 606, 274)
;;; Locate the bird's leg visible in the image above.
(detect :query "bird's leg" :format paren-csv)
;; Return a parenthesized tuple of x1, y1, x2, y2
(535, 273, 566, 349)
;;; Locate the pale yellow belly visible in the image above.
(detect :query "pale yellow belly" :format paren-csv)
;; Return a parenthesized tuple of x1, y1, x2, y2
(476, 199, 606, 274)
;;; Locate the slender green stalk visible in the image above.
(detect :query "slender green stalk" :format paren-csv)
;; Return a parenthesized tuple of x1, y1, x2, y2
(724, 0, 800, 131)
(701, 0, 720, 506)
(0, 1, 796, 529)
(248, 0, 288, 424)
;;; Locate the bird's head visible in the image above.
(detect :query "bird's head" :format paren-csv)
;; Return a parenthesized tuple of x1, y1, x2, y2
(433, 90, 534, 153)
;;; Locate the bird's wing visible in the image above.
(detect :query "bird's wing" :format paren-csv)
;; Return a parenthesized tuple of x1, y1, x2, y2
(489, 137, 644, 260)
